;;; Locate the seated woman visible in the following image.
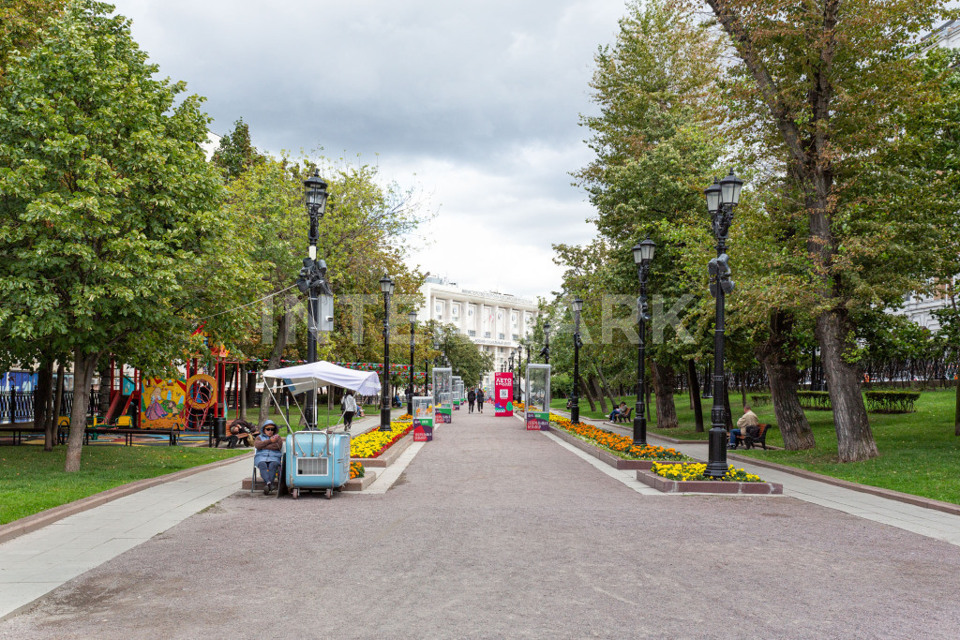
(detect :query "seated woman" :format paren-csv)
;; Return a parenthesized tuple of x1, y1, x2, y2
(254, 420, 283, 495)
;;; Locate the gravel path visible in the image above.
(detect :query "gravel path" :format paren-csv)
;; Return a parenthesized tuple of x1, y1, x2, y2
(3, 411, 960, 639)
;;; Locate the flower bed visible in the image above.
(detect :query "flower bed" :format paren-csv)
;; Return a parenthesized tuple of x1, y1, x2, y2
(397, 413, 413, 421)
(350, 421, 413, 459)
(638, 462, 783, 495)
(651, 462, 762, 482)
(549, 414, 689, 462)
(350, 462, 365, 479)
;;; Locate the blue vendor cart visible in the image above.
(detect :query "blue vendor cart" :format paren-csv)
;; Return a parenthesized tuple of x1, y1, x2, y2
(259, 361, 383, 500)
(279, 430, 351, 499)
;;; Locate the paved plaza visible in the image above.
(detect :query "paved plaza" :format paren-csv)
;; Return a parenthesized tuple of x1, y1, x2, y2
(2, 409, 960, 639)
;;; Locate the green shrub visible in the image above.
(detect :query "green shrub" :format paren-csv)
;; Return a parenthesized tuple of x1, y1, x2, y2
(750, 393, 771, 407)
(865, 390, 920, 414)
(796, 390, 832, 410)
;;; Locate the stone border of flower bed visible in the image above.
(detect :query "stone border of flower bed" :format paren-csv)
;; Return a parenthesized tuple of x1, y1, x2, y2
(547, 425, 687, 471)
(635, 469, 783, 495)
(243, 470, 377, 493)
(351, 431, 413, 468)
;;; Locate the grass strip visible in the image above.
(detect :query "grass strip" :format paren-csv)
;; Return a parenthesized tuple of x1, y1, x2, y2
(0, 446, 247, 525)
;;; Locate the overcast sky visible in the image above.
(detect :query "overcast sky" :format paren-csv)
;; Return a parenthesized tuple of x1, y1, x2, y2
(110, 0, 631, 300)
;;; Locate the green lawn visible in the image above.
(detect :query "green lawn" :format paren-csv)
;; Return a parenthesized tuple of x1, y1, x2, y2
(554, 390, 960, 505)
(0, 446, 248, 525)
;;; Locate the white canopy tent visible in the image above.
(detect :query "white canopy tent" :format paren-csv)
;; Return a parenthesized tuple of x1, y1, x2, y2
(262, 361, 381, 396)
(260, 361, 382, 431)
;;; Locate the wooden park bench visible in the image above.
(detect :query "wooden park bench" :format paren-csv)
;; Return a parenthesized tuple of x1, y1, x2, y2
(83, 417, 178, 446)
(737, 423, 773, 450)
(0, 421, 69, 445)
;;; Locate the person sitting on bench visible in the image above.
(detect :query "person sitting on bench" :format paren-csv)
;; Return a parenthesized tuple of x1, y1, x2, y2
(254, 421, 283, 495)
(609, 402, 627, 422)
(226, 419, 257, 449)
(729, 405, 759, 449)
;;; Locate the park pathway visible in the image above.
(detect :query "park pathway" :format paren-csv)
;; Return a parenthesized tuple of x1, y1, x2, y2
(3, 410, 960, 639)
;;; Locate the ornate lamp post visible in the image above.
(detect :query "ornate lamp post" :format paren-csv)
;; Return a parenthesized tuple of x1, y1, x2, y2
(704, 169, 743, 478)
(408, 310, 417, 416)
(571, 297, 583, 424)
(379, 275, 395, 431)
(298, 170, 328, 430)
(631, 240, 655, 446)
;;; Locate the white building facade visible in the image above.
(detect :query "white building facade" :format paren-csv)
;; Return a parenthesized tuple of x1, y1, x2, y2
(416, 276, 539, 390)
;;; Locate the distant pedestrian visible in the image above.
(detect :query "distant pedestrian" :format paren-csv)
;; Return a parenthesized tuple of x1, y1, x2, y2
(476, 387, 485, 413)
(467, 388, 476, 413)
(342, 391, 357, 432)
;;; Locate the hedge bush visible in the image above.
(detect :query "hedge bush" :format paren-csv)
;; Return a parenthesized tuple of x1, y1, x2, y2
(749, 393, 771, 407)
(865, 390, 920, 414)
(797, 390, 832, 410)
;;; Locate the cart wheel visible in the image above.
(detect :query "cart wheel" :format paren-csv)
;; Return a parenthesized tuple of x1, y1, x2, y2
(325, 488, 332, 500)
(291, 488, 299, 500)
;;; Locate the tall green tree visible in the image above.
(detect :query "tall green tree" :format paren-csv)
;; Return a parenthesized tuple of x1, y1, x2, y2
(0, 1, 236, 470)
(705, 0, 960, 460)
(572, 0, 725, 427)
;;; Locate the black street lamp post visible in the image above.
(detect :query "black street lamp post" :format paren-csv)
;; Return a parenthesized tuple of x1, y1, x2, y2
(408, 310, 417, 416)
(297, 170, 328, 430)
(571, 297, 583, 424)
(704, 169, 743, 478)
(631, 240, 655, 446)
(379, 275, 395, 431)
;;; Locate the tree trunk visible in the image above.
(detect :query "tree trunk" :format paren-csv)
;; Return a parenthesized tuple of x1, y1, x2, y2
(763, 353, 816, 450)
(239, 364, 248, 420)
(65, 349, 100, 472)
(818, 309, 878, 461)
(590, 375, 608, 414)
(258, 314, 288, 425)
(594, 365, 618, 412)
(581, 378, 596, 412)
(757, 311, 816, 450)
(723, 376, 733, 429)
(48, 362, 65, 451)
(649, 359, 678, 429)
(33, 358, 53, 450)
(688, 360, 704, 433)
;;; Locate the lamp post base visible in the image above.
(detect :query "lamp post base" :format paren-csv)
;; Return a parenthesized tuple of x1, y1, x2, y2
(705, 427, 728, 478)
(570, 396, 579, 424)
(632, 414, 646, 447)
(379, 407, 392, 431)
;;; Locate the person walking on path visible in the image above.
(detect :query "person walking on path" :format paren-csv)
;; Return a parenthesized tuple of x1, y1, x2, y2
(476, 387, 485, 413)
(342, 391, 358, 432)
(467, 388, 476, 413)
(254, 420, 283, 494)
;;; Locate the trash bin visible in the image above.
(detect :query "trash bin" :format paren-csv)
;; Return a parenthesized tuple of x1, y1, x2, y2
(213, 416, 226, 446)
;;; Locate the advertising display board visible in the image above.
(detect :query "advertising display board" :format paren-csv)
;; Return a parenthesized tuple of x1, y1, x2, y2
(432, 367, 453, 423)
(452, 376, 462, 410)
(412, 396, 434, 442)
(494, 372, 514, 417)
(525, 364, 551, 431)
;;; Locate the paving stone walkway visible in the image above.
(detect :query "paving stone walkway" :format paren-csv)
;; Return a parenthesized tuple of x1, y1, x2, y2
(2, 409, 960, 639)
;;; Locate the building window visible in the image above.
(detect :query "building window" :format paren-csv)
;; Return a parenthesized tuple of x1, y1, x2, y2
(452, 303, 460, 318)
(468, 330, 476, 337)
(467, 305, 474, 317)
(511, 311, 518, 328)
(484, 331, 491, 338)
